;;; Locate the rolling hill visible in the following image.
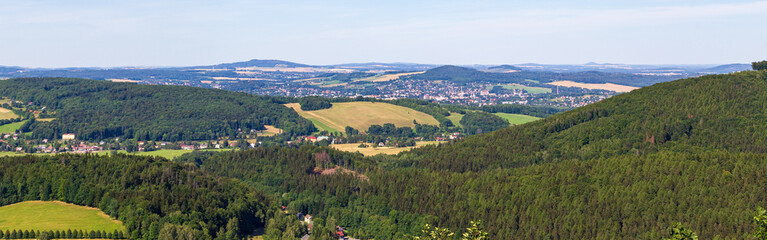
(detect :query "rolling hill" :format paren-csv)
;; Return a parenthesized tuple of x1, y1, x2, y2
(202, 59, 311, 69)
(0, 153, 272, 239)
(406, 65, 679, 87)
(184, 70, 767, 239)
(0, 78, 316, 141)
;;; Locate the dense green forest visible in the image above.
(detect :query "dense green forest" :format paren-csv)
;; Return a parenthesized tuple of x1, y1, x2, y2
(754, 60, 767, 71)
(299, 96, 333, 111)
(459, 111, 509, 135)
(0, 153, 271, 240)
(0, 78, 316, 141)
(175, 70, 767, 239)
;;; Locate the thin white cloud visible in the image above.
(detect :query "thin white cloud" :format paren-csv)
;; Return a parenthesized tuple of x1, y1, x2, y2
(317, 1, 767, 37)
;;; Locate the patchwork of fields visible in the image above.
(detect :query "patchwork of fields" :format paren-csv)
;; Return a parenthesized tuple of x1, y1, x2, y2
(286, 102, 439, 133)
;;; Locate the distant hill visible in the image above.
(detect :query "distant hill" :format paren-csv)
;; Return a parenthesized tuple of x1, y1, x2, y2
(486, 64, 522, 72)
(699, 63, 752, 73)
(0, 66, 23, 74)
(0, 78, 316, 141)
(202, 59, 312, 69)
(408, 65, 677, 87)
(330, 62, 436, 71)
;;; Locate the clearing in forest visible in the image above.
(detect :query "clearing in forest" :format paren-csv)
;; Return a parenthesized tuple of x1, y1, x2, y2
(0, 201, 125, 233)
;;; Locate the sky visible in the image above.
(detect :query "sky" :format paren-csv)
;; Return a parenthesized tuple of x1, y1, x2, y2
(0, 0, 766, 68)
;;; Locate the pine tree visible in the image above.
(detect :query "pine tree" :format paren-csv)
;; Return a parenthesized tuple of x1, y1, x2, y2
(38, 231, 51, 240)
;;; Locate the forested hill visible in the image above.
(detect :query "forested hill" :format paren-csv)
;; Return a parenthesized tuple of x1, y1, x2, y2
(69, 70, 767, 239)
(0, 78, 316, 141)
(410, 70, 767, 172)
(405, 65, 677, 86)
(0, 153, 272, 239)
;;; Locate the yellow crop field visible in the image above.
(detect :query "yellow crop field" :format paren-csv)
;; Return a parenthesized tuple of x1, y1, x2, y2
(548, 81, 638, 93)
(286, 102, 439, 133)
(331, 141, 441, 156)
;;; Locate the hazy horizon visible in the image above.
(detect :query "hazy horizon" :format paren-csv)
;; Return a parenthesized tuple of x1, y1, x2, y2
(1, 0, 765, 68)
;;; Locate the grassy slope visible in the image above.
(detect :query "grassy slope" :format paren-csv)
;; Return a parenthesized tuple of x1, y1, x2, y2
(0, 120, 25, 133)
(448, 112, 539, 128)
(331, 141, 440, 156)
(0, 201, 125, 232)
(446, 112, 464, 128)
(0, 108, 18, 120)
(494, 113, 541, 125)
(286, 102, 439, 133)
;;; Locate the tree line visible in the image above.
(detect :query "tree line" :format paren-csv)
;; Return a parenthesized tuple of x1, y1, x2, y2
(0, 229, 125, 239)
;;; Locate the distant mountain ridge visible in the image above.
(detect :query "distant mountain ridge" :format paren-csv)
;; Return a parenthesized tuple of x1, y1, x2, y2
(199, 59, 312, 69)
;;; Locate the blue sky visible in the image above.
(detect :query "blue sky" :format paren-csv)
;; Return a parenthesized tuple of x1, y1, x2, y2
(1, 0, 765, 67)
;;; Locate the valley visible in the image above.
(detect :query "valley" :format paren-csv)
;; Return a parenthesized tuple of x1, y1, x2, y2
(2, 1, 765, 239)
(0, 67, 765, 239)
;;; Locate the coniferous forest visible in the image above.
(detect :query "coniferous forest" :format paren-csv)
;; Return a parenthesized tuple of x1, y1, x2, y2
(0, 154, 270, 240)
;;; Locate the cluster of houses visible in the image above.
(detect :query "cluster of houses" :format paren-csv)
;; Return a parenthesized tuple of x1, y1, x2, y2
(435, 132, 462, 141)
(289, 207, 353, 240)
(69, 142, 103, 153)
(3, 133, 19, 140)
